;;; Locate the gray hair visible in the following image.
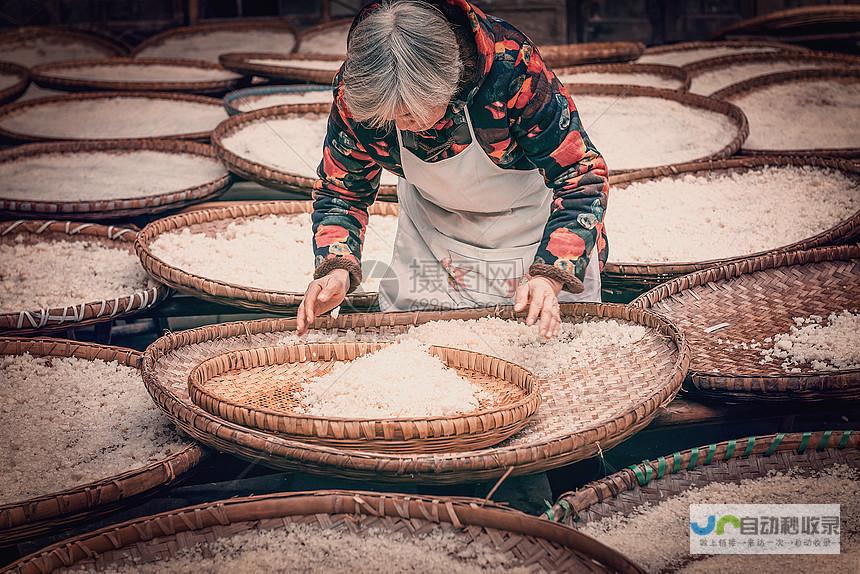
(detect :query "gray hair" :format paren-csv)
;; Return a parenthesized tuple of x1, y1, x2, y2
(343, 0, 463, 129)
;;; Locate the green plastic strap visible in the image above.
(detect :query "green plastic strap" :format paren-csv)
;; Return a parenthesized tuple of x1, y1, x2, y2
(688, 447, 700, 470)
(628, 464, 648, 486)
(797, 432, 812, 454)
(657, 456, 667, 479)
(724, 439, 737, 460)
(704, 443, 717, 465)
(672, 453, 681, 473)
(816, 430, 832, 451)
(838, 430, 853, 449)
(742, 436, 756, 457)
(765, 433, 785, 456)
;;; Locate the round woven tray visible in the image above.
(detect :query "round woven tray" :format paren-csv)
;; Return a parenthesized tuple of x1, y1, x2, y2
(30, 57, 246, 95)
(601, 155, 860, 300)
(713, 5, 860, 41)
(0, 91, 226, 143)
(212, 103, 399, 201)
(0, 338, 205, 546)
(0, 61, 29, 105)
(297, 18, 352, 56)
(4, 490, 644, 574)
(0, 139, 232, 220)
(220, 51, 343, 84)
(540, 42, 645, 68)
(142, 303, 689, 484)
(556, 62, 690, 91)
(0, 26, 126, 67)
(637, 40, 809, 68)
(188, 342, 540, 453)
(0, 220, 171, 335)
(223, 83, 331, 115)
(712, 67, 860, 159)
(631, 244, 860, 402)
(136, 200, 397, 312)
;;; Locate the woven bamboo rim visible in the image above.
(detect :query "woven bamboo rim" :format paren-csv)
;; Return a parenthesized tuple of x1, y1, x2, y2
(540, 42, 645, 68)
(543, 430, 859, 532)
(639, 40, 809, 68)
(30, 57, 245, 96)
(712, 67, 860, 158)
(223, 83, 330, 115)
(188, 342, 540, 453)
(220, 51, 342, 85)
(601, 156, 860, 297)
(0, 91, 225, 143)
(0, 337, 205, 545)
(630, 244, 860, 401)
(0, 220, 171, 335)
(556, 62, 690, 91)
(211, 103, 399, 201)
(132, 19, 299, 60)
(136, 200, 397, 312)
(141, 303, 689, 484)
(297, 18, 352, 56)
(0, 61, 29, 105)
(0, 26, 127, 66)
(0, 139, 232, 220)
(714, 5, 860, 40)
(4, 490, 644, 574)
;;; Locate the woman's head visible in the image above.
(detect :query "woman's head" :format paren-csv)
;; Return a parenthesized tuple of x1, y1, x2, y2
(343, 0, 462, 132)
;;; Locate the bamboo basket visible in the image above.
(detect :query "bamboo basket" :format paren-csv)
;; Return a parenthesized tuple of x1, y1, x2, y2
(0, 139, 232, 220)
(136, 200, 397, 312)
(220, 51, 343, 85)
(713, 5, 860, 41)
(631, 245, 860, 402)
(3, 490, 644, 574)
(30, 57, 246, 96)
(0, 26, 127, 67)
(188, 343, 540, 453)
(556, 62, 690, 91)
(713, 68, 860, 158)
(223, 83, 330, 115)
(540, 42, 645, 68)
(0, 338, 205, 546)
(0, 220, 171, 335)
(601, 156, 860, 300)
(297, 18, 352, 56)
(0, 91, 226, 143)
(142, 303, 689, 484)
(637, 40, 809, 68)
(211, 103, 399, 201)
(0, 61, 29, 105)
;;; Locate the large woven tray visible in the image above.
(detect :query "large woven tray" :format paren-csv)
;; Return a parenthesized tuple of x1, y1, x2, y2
(297, 18, 352, 56)
(0, 338, 205, 546)
(636, 40, 808, 68)
(631, 245, 860, 402)
(540, 42, 645, 68)
(0, 61, 29, 105)
(223, 84, 331, 115)
(556, 62, 690, 91)
(188, 343, 540, 453)
(3, 490, 643, 574)
(713, 67, 860, 158)
(220, 51, 343, 85)
(0, 26, 126, 67)
(212, 103, 399, 201)
(0, 220, 171, 335)
(142, 303, 688, 484)
(602, 156, 860, 300)
(0, 139, 232, 220)
(136, 200, 397, 312)
(713, 5, 860, 41)
(30, 57, 245, 95)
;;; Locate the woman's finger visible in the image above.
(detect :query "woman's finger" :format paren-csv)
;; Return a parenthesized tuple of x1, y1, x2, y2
(304, 282, 323, 326)
(538, 292, 556, 337)
(525, 285, 544, 326)
(513, 281, 530, 313)
(296, 299, 307, 335)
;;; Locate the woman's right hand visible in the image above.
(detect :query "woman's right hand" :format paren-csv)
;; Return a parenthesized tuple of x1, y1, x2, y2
(296, 269, 350, 335)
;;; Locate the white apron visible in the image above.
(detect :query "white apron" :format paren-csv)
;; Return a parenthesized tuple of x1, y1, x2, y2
(377, 106, 601, 312)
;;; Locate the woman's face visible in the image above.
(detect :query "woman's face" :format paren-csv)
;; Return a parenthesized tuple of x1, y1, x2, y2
(395, 103, 449, 132)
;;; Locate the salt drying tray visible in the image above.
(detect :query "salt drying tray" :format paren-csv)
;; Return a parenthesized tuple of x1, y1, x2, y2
(3, 491, 643, 574)
(0, 220, 170, 335)
(212, 103, 399, 201)
(0, 338, 205, 545)
(132, 20, 297, 63)
(188, 343, 540, 453)
(0, 26, 126, 68)
(220, 52, 343, 84)
(223, 84, 331, 115)
(0, 61, 29, 105)
(141, 304, 688, 484)
(713, 5, 860, 43)
(135, 200, 396, 312)
(602, 156, 860, 298)
(540, 42, 645, 68)
(556, 63, 690, 91)
(636, 40, 808, 68)
(632, 245, 860, 402)
(0, 140, 232, 220)
(30, 57, 245, 96)
(0, 91, 227, 143)
(713, 68, 860, 158)
(297, 19, 352, 56)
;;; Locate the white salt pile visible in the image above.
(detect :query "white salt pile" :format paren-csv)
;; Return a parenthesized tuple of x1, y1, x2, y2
(14, 83, 64, 102)
(0, 37, 110, 67)
(232, 90, 333, 113)
(574, 95, 737, 170)
(46, 63, 240, 82)
(637, 45, 778, 67)
(221, 116, 399, 186)
(727, 79, 860, 151)
(0, 70, 21, 91)
(300, 341, 484, 418)
(298, 26, 350, 55)
(0, 238, 151, 312)
(604, 166, 859, 263)
(558, 71, 682, 90)
(135, 30, 296, 63)
(0, 354, 188, 506)
(580, 464, 860, 574)
(759, 311, 860, 372)
(0, 151, 227, 203)
(247, 58, 343, 71)
(0, 96, 227, 140)
(148, 213, 397, 292)
(690, 60, 836, 95)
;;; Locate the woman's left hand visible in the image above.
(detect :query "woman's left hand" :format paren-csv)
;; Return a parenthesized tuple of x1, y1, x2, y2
(514, 275, 563, 338)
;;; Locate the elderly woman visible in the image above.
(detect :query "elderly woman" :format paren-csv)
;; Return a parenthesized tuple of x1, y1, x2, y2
(297, 0, 609, 338)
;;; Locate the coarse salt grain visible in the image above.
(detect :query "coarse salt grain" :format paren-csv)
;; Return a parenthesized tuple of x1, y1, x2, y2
(758, 310, 860, 372)
(558, 71, 682, 90)
(135, 30, 296, 63)
(298, 26, 350, 56)
(247, 58, 343, 71)
(604, 166, 859, 263)
(0, 354, 188, 506)
(690, 60, 838, 95)
(233, 90, 333, 113)
(0, 37, 109, 68)
(46, 63, 240, 82)
(637, 45, 778, 67)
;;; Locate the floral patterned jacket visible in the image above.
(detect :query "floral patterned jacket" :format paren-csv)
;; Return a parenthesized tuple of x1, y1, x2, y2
(312, 0, 609, 294)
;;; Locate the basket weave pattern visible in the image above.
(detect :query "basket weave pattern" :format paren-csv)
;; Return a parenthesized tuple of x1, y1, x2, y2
(540, 42, 645, 67)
